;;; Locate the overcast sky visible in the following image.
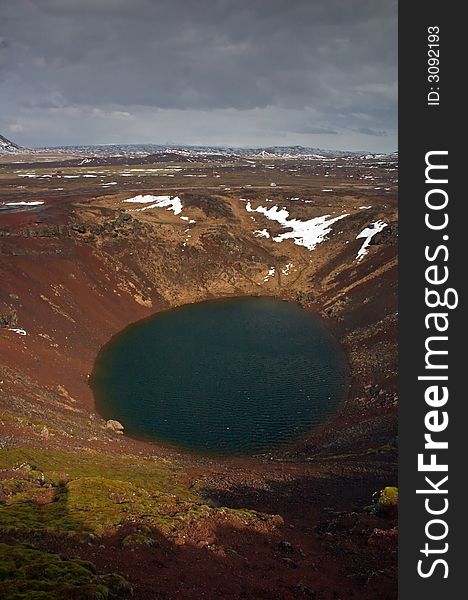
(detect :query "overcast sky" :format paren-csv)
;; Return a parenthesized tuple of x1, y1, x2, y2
(0, 0, 397, 151)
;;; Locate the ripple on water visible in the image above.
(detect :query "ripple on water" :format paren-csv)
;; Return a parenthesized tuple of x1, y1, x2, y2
(90, 297, 349, 455)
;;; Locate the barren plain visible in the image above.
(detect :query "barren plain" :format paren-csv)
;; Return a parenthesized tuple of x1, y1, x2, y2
(0, 147, 398, 599)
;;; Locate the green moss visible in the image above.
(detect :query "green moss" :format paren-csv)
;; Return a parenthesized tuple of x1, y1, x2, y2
(121, 533, 155, 548)
(99, 574, 132, 595)
(0, 448, 202, 536)
(1, 447, 261, 548)
(373, 486, 398, 516)
(366, 443, 396, 455)
(0, 449, 187, 497)
(377, 486, 398, 508)
(0, 543, 130, 599)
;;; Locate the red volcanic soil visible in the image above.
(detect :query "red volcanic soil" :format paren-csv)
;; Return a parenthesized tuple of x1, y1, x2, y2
(1, 202, 151, 412)
(0, 161, 398, 599)
(0, 463, 397, 600)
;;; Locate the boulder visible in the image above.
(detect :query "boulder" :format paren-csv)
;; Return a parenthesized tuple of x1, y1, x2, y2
(105, 419, 124, 434)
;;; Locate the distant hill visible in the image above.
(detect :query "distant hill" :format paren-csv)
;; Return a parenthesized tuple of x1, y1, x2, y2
(0, 133, 23, 153)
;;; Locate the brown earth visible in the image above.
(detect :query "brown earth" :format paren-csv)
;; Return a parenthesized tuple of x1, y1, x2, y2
(0, 153, 397, 599)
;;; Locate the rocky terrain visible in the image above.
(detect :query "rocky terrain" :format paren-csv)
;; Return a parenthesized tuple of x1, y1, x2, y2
(0, 145, 397, 599)
(0, 134, 22, 154)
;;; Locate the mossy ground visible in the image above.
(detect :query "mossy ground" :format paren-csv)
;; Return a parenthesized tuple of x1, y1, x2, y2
(0, 448, 205, 535)
(0, 447, 269, 597)
(365, 485, 398, 517)
(376, 486, 398, 511)
(0, 543, 131, 599)
(0, 447, 260, 537)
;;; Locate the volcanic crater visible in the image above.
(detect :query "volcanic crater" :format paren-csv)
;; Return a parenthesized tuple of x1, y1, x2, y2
(0, 147, 398, 599)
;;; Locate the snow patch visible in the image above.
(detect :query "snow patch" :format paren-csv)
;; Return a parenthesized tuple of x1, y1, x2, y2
(264, 267, 276, 282)
(124, 194, 183, 215)
(356, 221, 387, 261)
(245, 200, 347, 250)
(253, 229, 270, 238)
(4, 201, 44, 207)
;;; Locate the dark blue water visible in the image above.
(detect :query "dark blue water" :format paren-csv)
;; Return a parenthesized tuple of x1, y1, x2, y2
(91, 297, 348, 455)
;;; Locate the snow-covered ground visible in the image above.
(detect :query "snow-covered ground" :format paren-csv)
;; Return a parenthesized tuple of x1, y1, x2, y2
(355, 221, 387, 261)
(123, 194, 183, 215)
(4, 201, 44, 207)
(282, 263, 294, 275)
(245, 200, 347, 250)
(7, 328, 27, 336)
(263, 267, 276, 282)
(1, 201, 44, 210)
(253, 229, 270, 238)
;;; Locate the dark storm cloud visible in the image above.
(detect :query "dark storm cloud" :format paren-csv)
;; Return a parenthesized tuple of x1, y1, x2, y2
(0, 0, 397, 151)
(352, 127, 387, 137)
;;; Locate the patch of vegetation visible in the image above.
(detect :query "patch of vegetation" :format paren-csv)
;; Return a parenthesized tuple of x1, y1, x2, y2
(366, 442, 397, 455)
(0, 543, 131, 599)
(369, 486, 398, 517)
(0, 448, 203, 535)
(0, 448, 258, 539)
(121, 533, 156, 548)
(376, 487, 398, 510)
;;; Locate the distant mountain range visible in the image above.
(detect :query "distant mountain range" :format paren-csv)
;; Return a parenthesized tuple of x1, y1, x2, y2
(1, 135, 397, 161)
(0, 134, 23, 153)
(35, 143, 397, 160)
